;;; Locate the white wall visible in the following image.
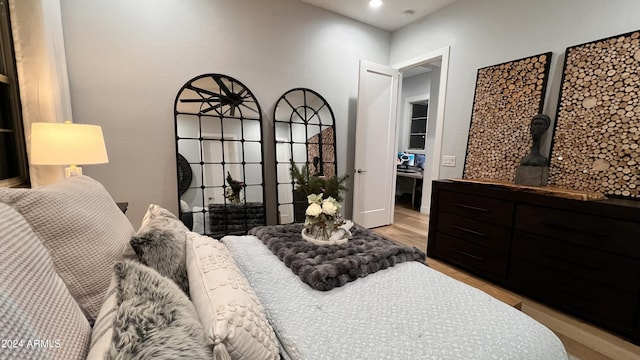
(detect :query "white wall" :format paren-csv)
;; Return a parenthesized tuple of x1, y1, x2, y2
(390, 0, 640, 180)
(59, 0, 390, 226)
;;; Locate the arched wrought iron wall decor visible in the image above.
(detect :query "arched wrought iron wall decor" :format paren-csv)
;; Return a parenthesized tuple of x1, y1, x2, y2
(273, 88, 337, 224)
(174, 74, 266, 237)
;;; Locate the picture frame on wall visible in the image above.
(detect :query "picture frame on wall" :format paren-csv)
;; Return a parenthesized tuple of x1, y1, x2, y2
(463, 52, 553, 182)
(548, 29, 640, 199)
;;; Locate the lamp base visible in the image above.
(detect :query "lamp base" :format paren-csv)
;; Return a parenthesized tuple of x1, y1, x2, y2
(65, 165, 83, 177)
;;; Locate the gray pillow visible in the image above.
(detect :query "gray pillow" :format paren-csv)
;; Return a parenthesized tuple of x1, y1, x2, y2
(0, 175, 136, 321)
(107, 260, 209, 360)
(0, 203, 92, 360)
(130, 204, 190, 294)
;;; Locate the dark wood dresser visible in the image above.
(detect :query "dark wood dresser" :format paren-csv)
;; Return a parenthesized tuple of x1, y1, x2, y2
(427, 179, 640, 343)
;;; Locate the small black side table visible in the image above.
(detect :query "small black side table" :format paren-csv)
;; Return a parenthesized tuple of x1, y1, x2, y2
(116, 202, 128, 214)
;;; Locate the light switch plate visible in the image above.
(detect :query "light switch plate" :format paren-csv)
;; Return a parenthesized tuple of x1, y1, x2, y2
(442, 155, 456, 167)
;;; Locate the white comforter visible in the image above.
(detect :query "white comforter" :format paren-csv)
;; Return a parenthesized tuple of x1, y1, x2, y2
(222, 235, 568, 360)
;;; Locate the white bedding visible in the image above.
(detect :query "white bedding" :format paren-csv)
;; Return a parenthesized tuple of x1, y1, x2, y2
(222, 235, 568, 360)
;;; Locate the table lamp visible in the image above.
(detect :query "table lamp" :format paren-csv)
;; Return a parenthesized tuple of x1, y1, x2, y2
(30, 121, 109, 177)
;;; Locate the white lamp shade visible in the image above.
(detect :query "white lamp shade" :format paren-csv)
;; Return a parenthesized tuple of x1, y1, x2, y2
(30, 122, 109, 165)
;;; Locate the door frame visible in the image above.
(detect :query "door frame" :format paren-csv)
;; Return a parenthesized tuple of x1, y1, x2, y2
(392, 45, 450, 215)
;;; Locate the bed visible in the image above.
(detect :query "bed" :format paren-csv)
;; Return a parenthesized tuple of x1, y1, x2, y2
(221, 232, 568, 360)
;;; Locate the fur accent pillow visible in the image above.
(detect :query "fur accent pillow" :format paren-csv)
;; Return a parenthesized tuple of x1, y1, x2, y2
(107, 260, 209, 360)
(130, 204, 190, 294)
(186, 232, 279, 360)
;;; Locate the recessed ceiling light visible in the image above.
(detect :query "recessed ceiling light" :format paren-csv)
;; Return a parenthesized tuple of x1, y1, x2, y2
(403, 10, 415, 17)
(369, 0, 383, 8)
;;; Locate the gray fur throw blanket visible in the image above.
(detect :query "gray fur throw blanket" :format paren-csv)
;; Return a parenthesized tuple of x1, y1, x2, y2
(248, 223, 426, 291)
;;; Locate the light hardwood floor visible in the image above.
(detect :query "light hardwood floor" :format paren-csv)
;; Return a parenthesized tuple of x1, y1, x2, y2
(373, 204, 640, 360)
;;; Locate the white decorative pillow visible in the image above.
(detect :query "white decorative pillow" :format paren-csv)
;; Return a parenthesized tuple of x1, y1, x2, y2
(0, 175, 136, 321)
(186, 232, 279, 360)
(0, 202, 92, 360)
(130, 204, 190, 294)
(89, 260, 209, 360)
(86, 276, 118, 359)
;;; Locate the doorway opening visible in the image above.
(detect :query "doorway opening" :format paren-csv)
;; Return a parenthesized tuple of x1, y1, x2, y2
(391, 46, 450, 222)
(395, 96, 428, 211)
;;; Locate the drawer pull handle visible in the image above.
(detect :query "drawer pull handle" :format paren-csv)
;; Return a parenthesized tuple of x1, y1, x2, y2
(573, 293, 595, 305)
(544, 253, 600, 271)
(452, 248, 485, 262)
(451, 225, 487, 237)
(540, 221, 606, 238)
(454, 203, 489, 213)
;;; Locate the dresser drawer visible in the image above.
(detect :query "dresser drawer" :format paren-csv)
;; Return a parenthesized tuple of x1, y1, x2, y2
(437, 212, 511, 252)
(432, 233, 508, 280)
(438, 190, 514, 226)
(514, 204, 640, 258)
(512, 231, 640, 294)
(510, 258, 638, 337)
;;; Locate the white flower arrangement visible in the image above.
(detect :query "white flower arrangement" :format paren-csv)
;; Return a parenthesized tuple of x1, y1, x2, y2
(303, 194, 345, 242)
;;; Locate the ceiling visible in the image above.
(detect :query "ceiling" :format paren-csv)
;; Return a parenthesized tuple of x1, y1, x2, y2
(300, 0, 458, 32)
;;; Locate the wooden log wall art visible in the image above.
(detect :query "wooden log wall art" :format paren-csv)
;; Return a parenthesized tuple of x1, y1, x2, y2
(463, 52, 552, 182)
(548, 30, 640, 199)
(307, 127, 336, 178)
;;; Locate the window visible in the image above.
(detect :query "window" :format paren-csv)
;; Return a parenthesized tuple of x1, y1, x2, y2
(0, 0, 27, 187)
(408, 102, 428, 150)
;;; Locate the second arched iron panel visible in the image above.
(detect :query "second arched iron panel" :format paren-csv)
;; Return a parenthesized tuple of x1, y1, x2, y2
(273, 88, 337, 224)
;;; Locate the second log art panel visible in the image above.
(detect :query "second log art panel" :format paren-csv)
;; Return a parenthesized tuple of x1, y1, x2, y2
(548, 30, 640, 199)
(463, 52, 552, 182)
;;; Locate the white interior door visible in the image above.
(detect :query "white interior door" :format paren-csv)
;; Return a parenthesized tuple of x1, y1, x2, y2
(352, 60, 400, 228)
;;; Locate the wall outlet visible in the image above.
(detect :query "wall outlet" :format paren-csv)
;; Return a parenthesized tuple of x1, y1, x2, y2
(442, 155, 456, 167)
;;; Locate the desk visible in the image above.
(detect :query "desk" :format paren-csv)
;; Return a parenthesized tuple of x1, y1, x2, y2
(397, 170, 423, 208)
